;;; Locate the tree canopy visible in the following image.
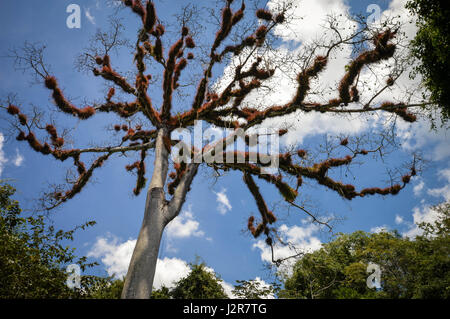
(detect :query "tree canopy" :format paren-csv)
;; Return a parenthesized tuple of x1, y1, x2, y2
(0, 181, 119, 299)
(406, 0, 450, 121)
(162, 262, 228, 299)
(279, 202, 450, 299)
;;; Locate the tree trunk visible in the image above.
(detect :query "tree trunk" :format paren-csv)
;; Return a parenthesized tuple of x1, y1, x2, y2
(120, 186, 169, 299)
(120, 128, 198, 299)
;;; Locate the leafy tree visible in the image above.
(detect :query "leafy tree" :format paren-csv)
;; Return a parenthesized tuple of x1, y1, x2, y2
(84, 277, 125, 299)
(150, 285, 171, 299)
(279, 202, 450, 299)
(232, 279, 277, 299)
(102, 261, 227, 299)
(1, 0, 430, 298)
(406, 0, 450, 121)
(0, 182, 97, 298)
(170, 262, 228, 299)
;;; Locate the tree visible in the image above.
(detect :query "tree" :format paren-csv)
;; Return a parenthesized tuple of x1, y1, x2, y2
(170, 262, 228, 299)
(279, 202, 450, 299)
(102, 261, 227, 299)
(232, 279, 277, 299)
(101, 261, 278, 299)
(406, 0, 450, 121)
(0, 182, 95, 298)
(1, 0, 429, 298)
(0, 181, 130, 299)
(150, 285, 171, 299)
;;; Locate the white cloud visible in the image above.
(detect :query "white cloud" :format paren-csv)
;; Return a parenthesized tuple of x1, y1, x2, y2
(403, 204, 442, 238)
(0, 133, 7, 175)
(395, 215, 404, 225)
(370, 225, 389, 233)
(87, 235, 136, 278)
(85, 7, 96, 25)
(87, 234, 244, 295)
(244, 0, 449, 170)
(427, 168, 450, 201)
(214, 188, 232, 215)
(87, 234, 192, 289)
(13, 148, 24, 167)
(213, 0, 447, 160)
(166, 205, 204, 239)
(396, 119, 450, 161)
(268, 0, 353, 44)
(214, 0, 430, 148)
(211, 0, 370, 145)
(253, 222, 322, 275)
(403, 168, 450, 238)
(413, 179, 425, 197)
(153, 257, 191, 289)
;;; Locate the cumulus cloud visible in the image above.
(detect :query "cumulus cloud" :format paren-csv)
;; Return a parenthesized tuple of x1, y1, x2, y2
(166, 205, 204, 239)
(253, 222, 322, 275)
(153, 257, 191, 289)
(87, 234, 243, 295)
(268, 0, 353, 44)
(13, 148, 24, 167)
(214, 188, 232, 215)
(87, 235, 136, 278)
(213, 0, 432, 150)
(403, 204, 442, 238)
(403, 168, 450, 238)
(87, 234, 192, 289)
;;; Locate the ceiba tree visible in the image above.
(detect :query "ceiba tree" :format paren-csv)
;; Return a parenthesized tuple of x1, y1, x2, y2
(2, 0, 427, 298)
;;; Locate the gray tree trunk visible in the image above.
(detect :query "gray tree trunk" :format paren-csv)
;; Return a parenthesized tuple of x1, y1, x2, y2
(120, 187, 169, 299)
(121, 128, 199, 299)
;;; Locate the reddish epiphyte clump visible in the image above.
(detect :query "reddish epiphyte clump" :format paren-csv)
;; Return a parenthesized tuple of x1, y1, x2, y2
(256, 9, 273, 21)
(185, 36, 195, 49)
(145, 1, 156, 32)
(7, 104, 20, 115)
(44, 76, 96, 119)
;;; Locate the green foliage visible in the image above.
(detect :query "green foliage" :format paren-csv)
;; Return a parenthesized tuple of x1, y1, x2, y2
(147, 259, 231, 299)
(406, 0, 450, 121)
(150, 286, 172, 299)
(148, 262, 229, 299)
(279, 202, 450, 299)
(0, 181, 116, 299)
(84, 277, 124, 299)
(170, 262, 229, 299)
(232, 279, 277, 299)
(150, 262, 279, 299)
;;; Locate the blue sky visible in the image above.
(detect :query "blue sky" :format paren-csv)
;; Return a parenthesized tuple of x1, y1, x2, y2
(0, 0, 449, 296)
